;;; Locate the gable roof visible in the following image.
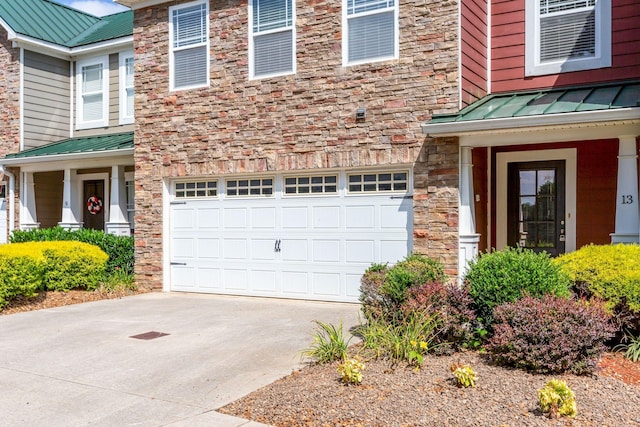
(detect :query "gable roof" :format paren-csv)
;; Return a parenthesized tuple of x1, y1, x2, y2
(0, 0, 132, 47)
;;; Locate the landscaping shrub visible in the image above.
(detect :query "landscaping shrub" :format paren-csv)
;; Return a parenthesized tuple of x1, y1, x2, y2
(464, 247, 570, 327)
(538, 379, 577, 418)
(0, 246, 45, 309)
(10, 226, 134, 275)
(40, 241, 108, 291)
(555, 244, 640, 338)
(487, 294, 615, 374)
(360, 263, 393, 321)
(402, 281, 476, 350)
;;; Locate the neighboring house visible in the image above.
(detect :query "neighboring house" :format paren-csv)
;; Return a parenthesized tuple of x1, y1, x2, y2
(117, 0, 459, 301)
(423, 0, 640, 276)
(0, 0, 135, 241)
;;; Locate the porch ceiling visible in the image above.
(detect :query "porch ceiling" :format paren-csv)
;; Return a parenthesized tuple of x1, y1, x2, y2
(2, 132, 134, 165)
(423, 80, 640, 137)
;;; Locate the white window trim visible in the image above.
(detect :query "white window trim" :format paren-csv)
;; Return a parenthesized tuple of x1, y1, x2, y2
(248, 0, 296, 80)
(75, 56, 109, 130)
(342, 0, 399, 66)
(169, 0, 210, 91)
(119, 51, 134, 125)
(525, 0, 611, 76)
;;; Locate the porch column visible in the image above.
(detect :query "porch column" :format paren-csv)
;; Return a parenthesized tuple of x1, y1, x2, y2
(459, 147, 480, 279)
(105, 165, 130, 236)
(611, 135, 640, 243)
(20, 172, 39, 230)
(58, 168, 83, 230)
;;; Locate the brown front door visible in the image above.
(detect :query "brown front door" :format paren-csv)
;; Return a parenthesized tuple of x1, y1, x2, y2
(507, 160, 566, 257)
(83, 180, 105, 231)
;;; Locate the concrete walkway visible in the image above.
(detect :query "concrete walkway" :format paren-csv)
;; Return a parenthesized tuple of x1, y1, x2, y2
(0, 292, 361, 426)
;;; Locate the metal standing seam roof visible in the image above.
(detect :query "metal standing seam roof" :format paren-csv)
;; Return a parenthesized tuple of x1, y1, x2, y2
(4, 132, 134, 160)
(0, 0, 132, 47)
(429, 81, 640, 124)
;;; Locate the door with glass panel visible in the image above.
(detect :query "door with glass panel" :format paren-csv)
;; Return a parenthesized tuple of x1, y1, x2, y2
(507, 161, 566, 256)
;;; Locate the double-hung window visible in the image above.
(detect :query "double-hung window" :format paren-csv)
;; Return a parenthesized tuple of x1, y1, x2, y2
(169, 0, 209, 90)
(343, 0, 398, 65)
(76, 56, 109, 129)
(250, 0, 295, 78)
(525, 0, 611, 76)
(119, 51, 134, 124)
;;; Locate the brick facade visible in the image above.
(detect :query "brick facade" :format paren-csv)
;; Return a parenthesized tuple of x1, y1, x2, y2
(133, 0, 460, 288)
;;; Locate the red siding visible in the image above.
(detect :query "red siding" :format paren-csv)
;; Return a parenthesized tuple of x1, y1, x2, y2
(461, 0, 488, 106)
(491, 0, 640, 92)
(490, 140, 618, 249)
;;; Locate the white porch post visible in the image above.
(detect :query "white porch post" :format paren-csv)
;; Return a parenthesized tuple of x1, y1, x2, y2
(611, 135, 640, 243)
(20, 172, 39, 230)
(58, 168, 83, 230)
(105, 165, 131, 236)
(459, 146, 480, 279)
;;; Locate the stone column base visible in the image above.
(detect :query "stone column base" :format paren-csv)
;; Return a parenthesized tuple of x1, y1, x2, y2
(58, 222, 83, 231)
(106, 222, 131, 236)
(610, 233, 640, 244)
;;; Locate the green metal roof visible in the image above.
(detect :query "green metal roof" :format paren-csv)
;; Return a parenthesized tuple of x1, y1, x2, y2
(430, 81, 640, 124)
(0, 0, 132, 47)
(4, 132, 133, 160)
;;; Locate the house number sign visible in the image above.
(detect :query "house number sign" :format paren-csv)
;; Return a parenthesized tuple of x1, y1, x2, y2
(621, 195, 634, 204)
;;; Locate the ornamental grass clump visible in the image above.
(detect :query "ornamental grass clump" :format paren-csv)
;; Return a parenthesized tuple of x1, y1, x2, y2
(487, 294, 614, 374)
(538, 379, 577, 418)
(301, 320, 351, 364)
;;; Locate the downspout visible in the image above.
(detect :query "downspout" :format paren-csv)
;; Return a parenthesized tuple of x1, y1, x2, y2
(0, 166, 16, 234)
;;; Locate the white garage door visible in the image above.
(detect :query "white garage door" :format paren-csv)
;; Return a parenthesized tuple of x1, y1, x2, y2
(168, 170, 413, 302)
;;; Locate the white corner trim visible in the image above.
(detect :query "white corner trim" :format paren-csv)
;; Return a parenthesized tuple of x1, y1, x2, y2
(19, 48, 24, 152)
(162, 177, 171, 292)
(495, 148, 577, 252)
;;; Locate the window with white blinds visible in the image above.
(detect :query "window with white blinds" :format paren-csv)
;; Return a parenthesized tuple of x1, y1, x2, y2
(344, 0, 398, 65)
(525, 0, 611, 76)
(119, 51, 134, 124)
(250, 0, 295, 78)
(170, 1, 209, 90)
(76, 56, 108, 129)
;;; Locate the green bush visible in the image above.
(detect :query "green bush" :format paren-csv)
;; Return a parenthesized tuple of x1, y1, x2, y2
(39, 241, 109, 291)
(464, 247, 570, 327)
(555, 244, 640, 338)
(0, 246, 45, 309)
(10, 226, 134, 275)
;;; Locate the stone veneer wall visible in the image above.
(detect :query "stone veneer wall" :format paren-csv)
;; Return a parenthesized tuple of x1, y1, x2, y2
(133, 0, 460, 288)
(0, 29, 22, 239)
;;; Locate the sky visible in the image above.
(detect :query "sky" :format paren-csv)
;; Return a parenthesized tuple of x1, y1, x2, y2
(54, 0, 129, 17)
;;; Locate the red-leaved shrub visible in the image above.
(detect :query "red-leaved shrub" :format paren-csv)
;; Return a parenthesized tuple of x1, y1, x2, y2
(487, 294, 615, 374)
(402, 282, 476, 350)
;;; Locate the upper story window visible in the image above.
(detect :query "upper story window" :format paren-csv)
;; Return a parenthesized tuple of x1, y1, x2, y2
(525, 0, 611, 76)
(249, 0, 295, 78)
(343, 0, 398, 66)
(76, 56, 109, 129)
(169, 0, 209, 90)
(119, 51, 134, 125)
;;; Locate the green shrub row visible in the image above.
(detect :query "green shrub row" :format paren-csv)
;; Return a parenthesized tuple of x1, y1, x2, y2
(10, 226, 134, 275)
(0, 241, 108, 308)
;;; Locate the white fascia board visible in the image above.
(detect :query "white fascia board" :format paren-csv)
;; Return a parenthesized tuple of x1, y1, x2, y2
(422, 108, 640, 137)
(0, 16, 16, 39)
(0, 148, 134, 167)
(10, 35, 133, 60)
(115, 0, 171, 9)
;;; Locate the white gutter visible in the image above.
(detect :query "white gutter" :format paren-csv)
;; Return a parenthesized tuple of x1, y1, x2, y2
(0, 148, 134, 167)
(0, 167, 16, 234)
(9, 35, 134, 60)
(115, 0, 171, 9)
(422, 107, 640, 136)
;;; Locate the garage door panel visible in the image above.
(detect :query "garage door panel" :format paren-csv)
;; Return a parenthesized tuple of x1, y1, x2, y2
(313, 206, 340, 228)
(197, 267, 222, 289)
(252, 207, 276, 229)
(172, 209, 195, 230)
(197, 238, 220, 258)
(224, 208, 248, 228)
(313, 272, 341, 296)
(171, 266, 196, 290)
(346, 240, 375, 263)
(224, 269, 249, 290)
(172, 238, 195, 258)
(251, 239, 277, 260)
(312, 240, 341, 262)
(282, 206, 308, 228)
(280, 239, 307, 261)
(381, 204, 410, 228)
(380, 240, 411, 264)
(197, 208, 221, 229)
(346, 205, 375, 228)
(346, 274, 361, 297)
(224, 239, 248, 259)
(251, 270, 277, 292)
(282, 271, 309, 294)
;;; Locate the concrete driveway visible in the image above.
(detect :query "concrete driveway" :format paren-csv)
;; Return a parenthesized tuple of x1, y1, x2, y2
(0, 292, 361, 426)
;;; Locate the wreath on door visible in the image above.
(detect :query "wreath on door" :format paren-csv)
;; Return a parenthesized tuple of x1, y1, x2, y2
(86, 195, 103, 215)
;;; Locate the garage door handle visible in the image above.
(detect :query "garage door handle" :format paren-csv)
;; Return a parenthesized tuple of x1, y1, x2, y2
(170, 262, 187, 266)
(274, 239, 281, 253)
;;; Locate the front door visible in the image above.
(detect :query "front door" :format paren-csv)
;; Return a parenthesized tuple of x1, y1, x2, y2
(83, 180, 105, 231)
(507, 161, 566, 256)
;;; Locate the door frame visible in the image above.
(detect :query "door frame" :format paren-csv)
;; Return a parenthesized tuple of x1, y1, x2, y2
(496, 148, 576, 252)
